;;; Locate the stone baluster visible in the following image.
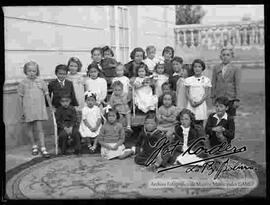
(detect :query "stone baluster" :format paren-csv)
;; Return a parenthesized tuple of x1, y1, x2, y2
(242, 26, 247, 46)
(197, 28, 201, 47)
(220, 28, 224, 47)
(259, 25, 264, 45)
(235, 26, 241, 47)
(250, 26, 255, 45)
(183, 30, 187, 48)
(190, 29, 194, 48)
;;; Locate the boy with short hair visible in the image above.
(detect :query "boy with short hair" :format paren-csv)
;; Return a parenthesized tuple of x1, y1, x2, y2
(55, 93, 82, 155)
(48, 64, 78, 109)
(205, 96, 235, 148)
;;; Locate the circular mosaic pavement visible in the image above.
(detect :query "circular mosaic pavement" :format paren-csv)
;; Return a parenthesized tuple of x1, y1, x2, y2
(6, 154, 264, 199)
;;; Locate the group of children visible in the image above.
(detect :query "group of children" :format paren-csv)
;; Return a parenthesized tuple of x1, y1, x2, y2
(18, 44, 240, 170)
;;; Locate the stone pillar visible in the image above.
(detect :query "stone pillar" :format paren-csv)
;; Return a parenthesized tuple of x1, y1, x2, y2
(259, 25, 264, 45)
(243, 26, 247, 46)
(250, 26, 255, 45)
(197, 29, 201, 47)
(190, 29, 194, 48)
(183, 30, 187, 48)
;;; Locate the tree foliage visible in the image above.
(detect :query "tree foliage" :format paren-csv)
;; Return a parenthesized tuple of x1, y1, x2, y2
(176, 5, 206, 25)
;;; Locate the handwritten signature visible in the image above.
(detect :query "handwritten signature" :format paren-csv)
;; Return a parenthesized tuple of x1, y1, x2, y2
(145, 136, 252, 178)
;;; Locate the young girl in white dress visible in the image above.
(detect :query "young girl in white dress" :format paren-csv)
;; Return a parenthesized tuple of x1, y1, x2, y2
(153, 62, 169, 97)
(79, 91, 102, 153)
(66, 57, 85, 109)
(111, 63, 131, 96)
(133, 64, 158, 113)
(85, 63, 107, 106)
(184, 59, 212, 127)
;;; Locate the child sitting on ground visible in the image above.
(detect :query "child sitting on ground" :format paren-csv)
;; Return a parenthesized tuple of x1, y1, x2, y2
(55, 93, 82, 155)
(79, 91, 102, 153)
(109, 81, 132, 131)
(133, 112, 165, 167)
(205, 96, 235, 149)
(96, 108, 134, 160)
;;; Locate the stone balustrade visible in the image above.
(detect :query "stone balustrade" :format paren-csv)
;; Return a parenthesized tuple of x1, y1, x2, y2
(174, 20, 264, 49)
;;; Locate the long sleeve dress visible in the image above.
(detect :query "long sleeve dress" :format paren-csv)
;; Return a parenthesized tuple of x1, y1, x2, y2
(66, 73, 85, 109)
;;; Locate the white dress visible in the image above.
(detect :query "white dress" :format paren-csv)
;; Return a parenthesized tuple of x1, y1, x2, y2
(111, 76, 130, 95)
(184, 75, 212, 120)
(153, 73, 169, 97)
(79, 105, 102, 138)
(134, 77, 158, 113)
(85, 77, 107, 104)
(144, 57, 160, 72)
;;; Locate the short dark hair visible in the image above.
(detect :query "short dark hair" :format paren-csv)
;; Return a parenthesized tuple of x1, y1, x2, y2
(136, 63, 150, 76)
(182, 64, 192, 77)
(172, 56, 183, 64)
(215, 96, 229, 107)
(130, 47, 146, 60)
(104, 108, 120, 120)
(154, 62, 165, 72)
(176, 108, 195, 126)
(87, 62, 101, 76)
(162, 93, 173, 101)
(102, 46, 114, 57)
(191, 59, 206, 72)
(23, 61, 40, 76)
(67, 57, 82, 72)
(161, 81, 172, 90)
(91, 47, 102, 55)
(162, 46, 174, 58)
(55, 64, 68, 75)
(144, 111, 158, 123)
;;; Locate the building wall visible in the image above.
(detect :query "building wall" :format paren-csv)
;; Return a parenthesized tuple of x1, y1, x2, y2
(136, 5, 176, 56)
(4, 6, 176, 149)
(4, 6, 110, 80)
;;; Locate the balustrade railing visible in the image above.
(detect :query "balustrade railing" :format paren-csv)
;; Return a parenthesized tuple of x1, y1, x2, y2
(174, 20, 264, 49)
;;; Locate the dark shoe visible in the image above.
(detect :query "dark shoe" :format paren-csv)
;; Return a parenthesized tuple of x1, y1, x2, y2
(74, 149, 81, 155)
(146, 164, 158, 172)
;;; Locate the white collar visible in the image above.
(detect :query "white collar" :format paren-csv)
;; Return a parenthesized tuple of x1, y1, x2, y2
(57, 78, 65, 85)
(173, 72, 181, 76)
(181, 125, 190, 132)
(213, 112, 228, 121)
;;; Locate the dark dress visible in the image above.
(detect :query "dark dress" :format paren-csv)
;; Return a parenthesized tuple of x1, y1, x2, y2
(48, 79, 78, 108)
(55, 105, 81, 154)
(159, 124, 203, 167)
(169, 74, 181, 91)
(134, 129, 165, 166)
(205, 113, 235, 147)
(164, 60, 174, 78)
(124, 61, 148, 78)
